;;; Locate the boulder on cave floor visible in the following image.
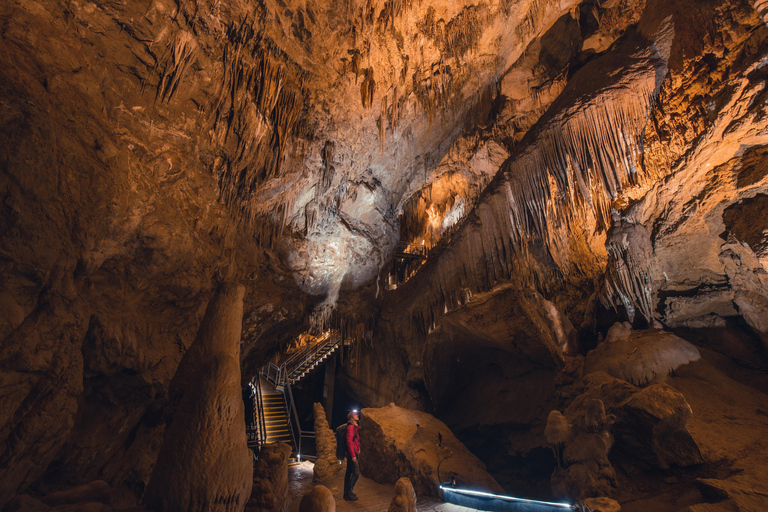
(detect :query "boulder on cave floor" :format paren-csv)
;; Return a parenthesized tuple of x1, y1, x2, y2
(565, 372, 702, 470)
(298, 485, 335, 512)
(358, 403, 503, 498)
(583, 496, 621, 512)
(583, 323, 700, 386)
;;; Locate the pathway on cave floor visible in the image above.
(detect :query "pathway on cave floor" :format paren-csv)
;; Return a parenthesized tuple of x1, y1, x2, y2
(288, 461, 481, 512)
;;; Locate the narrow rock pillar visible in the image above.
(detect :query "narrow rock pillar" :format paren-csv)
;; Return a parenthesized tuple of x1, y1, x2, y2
(144, 283, 252, 512)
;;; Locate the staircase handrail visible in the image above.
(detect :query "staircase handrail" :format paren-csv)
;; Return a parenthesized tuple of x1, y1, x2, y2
(281, 331, 332, 374)
(283, 381, 300, 454)
(264, 362, 282, 387)
(286, 333, 342, 382)
(253, 376, 267, 450)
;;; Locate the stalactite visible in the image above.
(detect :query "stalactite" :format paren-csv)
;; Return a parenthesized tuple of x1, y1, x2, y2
(754, 0, 768, 25)
(349, 50, 363, 84)
(207, 21, 306, 246)
(391, 85, 400, 129)
(320, 141, 335, 193)
(441, 4, 490, 59)
(379, 95, 388, 151)
(361, 68, 376, 108)
(515, 0, 547, 41)
(599, 211, 655, 325)
(403, 45, 666, 336)
(270, 85, 303, 178)
(155, 31, 198, 103)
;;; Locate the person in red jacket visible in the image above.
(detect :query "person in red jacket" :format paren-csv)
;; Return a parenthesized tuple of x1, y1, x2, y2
(344, 411, 361, 501)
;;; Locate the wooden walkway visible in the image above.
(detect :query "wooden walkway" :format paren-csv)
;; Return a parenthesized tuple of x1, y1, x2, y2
(288, 461, 485, 512)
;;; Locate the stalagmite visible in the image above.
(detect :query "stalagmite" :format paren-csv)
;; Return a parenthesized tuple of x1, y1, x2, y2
(545, 410, 570, 468)
(312, 403, 341, 482)
(248, 442, 293, 512)
(144, 283, 252, 512)
(388, 478, 416, 512)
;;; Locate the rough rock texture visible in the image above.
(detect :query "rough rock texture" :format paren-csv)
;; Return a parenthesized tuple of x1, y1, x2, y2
(1, 0, 768, 508)
(312, 403, 341, 482)
(388, 478, 416, 512)
(358, 404, 502, 498)
(550, 400, 617, 500)
(583, 497, 621, 512)
(298, 486, 335, 512)
(566, 372, 703, 471)
(600, 213, 656, 327)
(144, 284, 252, 512)
(583, 323, 701, 386)
(246, 443, 292, 512)
(39, 481, 111, 508)
(423, 284, 573, 427)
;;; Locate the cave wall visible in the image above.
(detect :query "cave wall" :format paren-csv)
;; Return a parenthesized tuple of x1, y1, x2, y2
(339, 0, 768, 498)
(1, 0, 767, 507)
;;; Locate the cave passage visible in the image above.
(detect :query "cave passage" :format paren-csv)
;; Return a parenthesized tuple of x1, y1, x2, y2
(1, 0, 768, 511)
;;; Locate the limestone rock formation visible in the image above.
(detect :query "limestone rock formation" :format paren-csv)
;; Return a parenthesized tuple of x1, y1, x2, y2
(600, 212, 656, 327)
(545, 411, 571, 468)
(583, 497, 621, 512)
(246, 442, 292, 512)
(388, 478, 416, 512)
(618, 383, 703, 469)
(298, 486, 335, 512)
(1, 0, 768, 508)
(422, 283, 574, 428)
(583, 323, 701, 386)
(144, 283, 252, 512)
(566, 372, 703, 471)
(39, 481, 111, 508)
(550, 400, 617, 500)
(312, 403, 341, 482)
(359, 404, 503, 498)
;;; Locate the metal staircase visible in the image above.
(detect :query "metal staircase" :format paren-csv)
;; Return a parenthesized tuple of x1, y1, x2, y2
(282, 332, 343, 385)
(261, 389, 294, 445)
(252, 330, 345, 460)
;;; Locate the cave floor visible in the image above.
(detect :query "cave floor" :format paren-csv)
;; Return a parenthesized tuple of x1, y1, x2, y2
(287, 461, 480, 511)
(614, 359, 768, 512)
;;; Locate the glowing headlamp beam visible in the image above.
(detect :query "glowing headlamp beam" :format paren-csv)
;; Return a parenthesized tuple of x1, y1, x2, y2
(439, 486, 574, 509)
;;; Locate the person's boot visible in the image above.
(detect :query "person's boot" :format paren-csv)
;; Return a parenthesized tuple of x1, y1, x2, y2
(344, 495, 358, 501)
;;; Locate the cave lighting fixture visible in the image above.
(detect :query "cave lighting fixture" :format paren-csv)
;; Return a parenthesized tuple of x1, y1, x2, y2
(439, 486, 576, 511)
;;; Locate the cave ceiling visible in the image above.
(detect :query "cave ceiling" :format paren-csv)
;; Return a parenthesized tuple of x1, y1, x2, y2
(2, 0, 768, 505)
(2, 0, 648, 325)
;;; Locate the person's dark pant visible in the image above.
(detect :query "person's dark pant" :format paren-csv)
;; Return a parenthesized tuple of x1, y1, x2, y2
(344, 455, 360, 498)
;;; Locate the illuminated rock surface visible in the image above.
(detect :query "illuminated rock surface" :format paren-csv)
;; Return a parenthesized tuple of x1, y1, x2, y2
(1, 0, 768, 510)
(359, 403, 503, 498)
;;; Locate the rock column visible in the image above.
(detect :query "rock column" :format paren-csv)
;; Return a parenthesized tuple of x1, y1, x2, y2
(144, 283, 252, 512)
(312, 403, 341, 482)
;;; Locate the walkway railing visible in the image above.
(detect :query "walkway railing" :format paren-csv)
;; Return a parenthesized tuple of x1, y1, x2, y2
(259, 331, 344, 460)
